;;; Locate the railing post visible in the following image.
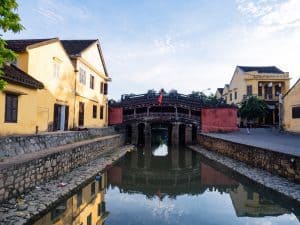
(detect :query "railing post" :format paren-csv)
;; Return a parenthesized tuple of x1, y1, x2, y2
(175, 107, 178, 120)
(133, 108, 136, 119)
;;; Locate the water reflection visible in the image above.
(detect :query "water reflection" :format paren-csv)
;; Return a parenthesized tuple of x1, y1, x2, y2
(34, 171, 108, 225)
(33, 131, 300, 225)
(105, 131, 300, 225)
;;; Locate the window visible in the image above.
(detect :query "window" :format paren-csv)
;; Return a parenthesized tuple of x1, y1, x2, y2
(247, 191, 254, 200)
(91, 182, 95, 196)
(275, 84, 282, 96)
(100, 82, 104, 94)
(87, 213, 92, 225)
(258, 83, 262, 96)
(292, 107, 300, 119)
(104, 83, 108, 95)
(98, 203, 102, 217)
(5, 94, 18, 123)
(53, 62, 60, 78)
(51, 201, 66, 221)
(79, 68, 86, 85)
(234, 91, 237, 100)
(246, 85, 252, 96)
(98, 175, 103, 191)
(77, 189, 82, 208)
(90, 75, 94, 89)
(93, 105, 97, 118)
(100, 105, 104, 119)
(229, 93, 232, 101)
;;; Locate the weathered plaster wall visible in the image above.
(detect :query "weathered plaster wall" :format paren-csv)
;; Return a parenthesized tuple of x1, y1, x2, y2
(201, 108, 238, 133)
(108, 107, 123, 125)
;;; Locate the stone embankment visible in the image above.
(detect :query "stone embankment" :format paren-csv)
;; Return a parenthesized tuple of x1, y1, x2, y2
(197, 133, 300, 183)
(189, 145, 300, 202)
(0, 127, 125, 202)
(0, 145, 134, 225)
(0, 127, 116, 158)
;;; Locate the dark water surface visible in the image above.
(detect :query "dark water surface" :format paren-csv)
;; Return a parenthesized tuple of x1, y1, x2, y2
(34, 131, 300, 225)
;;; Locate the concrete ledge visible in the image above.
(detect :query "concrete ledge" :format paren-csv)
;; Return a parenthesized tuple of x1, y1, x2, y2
(0, 127, 116, 158)
(0, 134, 125, 202)
(189, 145, 300, 202)
(197, 133, 300, 183)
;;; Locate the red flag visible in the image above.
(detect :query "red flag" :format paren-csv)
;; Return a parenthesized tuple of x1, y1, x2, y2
(158, 91, 163, 105)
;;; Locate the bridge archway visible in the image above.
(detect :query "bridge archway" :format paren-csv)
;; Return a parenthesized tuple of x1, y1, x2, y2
(192, 124, 198, 143)
(125, 124, 132, 144)
(179, 124, 186, 146)
(137, 123, 145, 146)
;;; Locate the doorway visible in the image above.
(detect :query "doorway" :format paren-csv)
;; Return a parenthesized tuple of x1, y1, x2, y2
(53, 104, 69, 131)
(79, 102, 85, 127)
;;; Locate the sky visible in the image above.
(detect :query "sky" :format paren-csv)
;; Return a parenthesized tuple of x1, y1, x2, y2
(3, 0, 300, 100)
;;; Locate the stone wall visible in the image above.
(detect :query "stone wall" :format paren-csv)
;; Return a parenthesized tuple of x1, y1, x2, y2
(197, 134, 300, 183)
(0, 134, 125, 202)
(0, 127, 116, 157)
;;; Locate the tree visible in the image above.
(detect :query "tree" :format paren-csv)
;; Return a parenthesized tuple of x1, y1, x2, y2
(238, 96, 268, 122)
(0, 0, 24, 90)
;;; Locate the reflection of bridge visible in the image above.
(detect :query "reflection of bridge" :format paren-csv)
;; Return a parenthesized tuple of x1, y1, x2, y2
(108, 148, 239, 198)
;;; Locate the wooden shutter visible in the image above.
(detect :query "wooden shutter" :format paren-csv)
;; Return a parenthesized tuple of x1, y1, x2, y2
(104, 83, 108, 95)
(64, 105, 69, 130)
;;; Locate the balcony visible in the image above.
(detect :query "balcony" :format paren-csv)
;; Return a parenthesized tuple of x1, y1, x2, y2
(243, 94, 279, 101)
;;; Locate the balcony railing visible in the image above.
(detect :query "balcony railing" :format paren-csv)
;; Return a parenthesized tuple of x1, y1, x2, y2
(243, 94, 279, 101)
(123, 112, 200, 123)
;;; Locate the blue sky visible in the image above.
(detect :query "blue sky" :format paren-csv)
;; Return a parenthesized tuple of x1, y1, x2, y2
(4, 0, 300, 99)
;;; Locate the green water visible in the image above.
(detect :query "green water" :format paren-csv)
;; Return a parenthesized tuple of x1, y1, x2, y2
(105, 131, 300, 225)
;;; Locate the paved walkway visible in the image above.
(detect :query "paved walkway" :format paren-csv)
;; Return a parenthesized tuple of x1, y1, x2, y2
(203, 128, 300, 157)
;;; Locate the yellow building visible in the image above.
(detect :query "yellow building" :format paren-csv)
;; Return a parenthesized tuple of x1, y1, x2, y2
(230, 184, 289, 217)
(61, 40, 110, 128)
(0, 64, 44, 135)
(1, 38, 110, 136)
(223, 66, 290, 125)
(6, 38, 76, 132)
(34, 172, 108, 225)
(282, 79, 300, 133)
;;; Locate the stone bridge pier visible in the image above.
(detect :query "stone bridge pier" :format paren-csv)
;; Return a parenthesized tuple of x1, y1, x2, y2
(129, 121, 197, 146)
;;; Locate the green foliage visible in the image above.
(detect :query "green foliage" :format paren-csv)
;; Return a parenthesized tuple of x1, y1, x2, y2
(0, 0, 24, 90)
(238, 96, 268, 121)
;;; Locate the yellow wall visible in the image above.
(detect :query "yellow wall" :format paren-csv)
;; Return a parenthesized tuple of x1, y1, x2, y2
(24, 41, 76, 131)
(0, 83, 39, 135)
(73, 43, 109, 128)
(283, 80, 300, 133)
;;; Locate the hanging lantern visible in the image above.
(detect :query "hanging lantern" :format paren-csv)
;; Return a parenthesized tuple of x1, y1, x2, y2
(278, 83, 282, 87)
(259, 82, 262, 87)
(268, 82, 273, 87)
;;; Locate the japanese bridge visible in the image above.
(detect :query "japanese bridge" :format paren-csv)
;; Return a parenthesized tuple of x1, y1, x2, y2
(109, 91, 234, 146)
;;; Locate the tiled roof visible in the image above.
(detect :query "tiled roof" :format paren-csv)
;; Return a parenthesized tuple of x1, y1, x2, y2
(238, 66, 284, 74)
(5, 39, 54, 52)
(1, 64, 44, 89)
(61, 40, 97, 56)
(217, 88, 224, 95)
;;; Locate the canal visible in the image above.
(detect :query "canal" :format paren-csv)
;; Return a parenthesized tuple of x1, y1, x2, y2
(33, 130, 300, 225)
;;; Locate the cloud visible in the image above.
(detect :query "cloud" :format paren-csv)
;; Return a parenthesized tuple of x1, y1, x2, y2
(236, 0, 300, 33)
(34, 0, 90, 25)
